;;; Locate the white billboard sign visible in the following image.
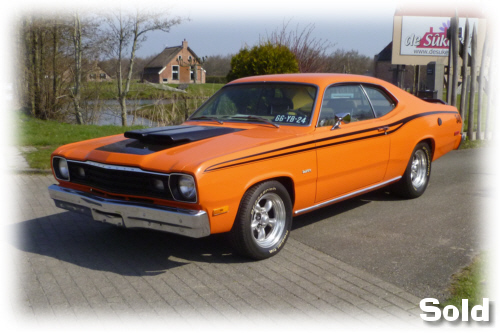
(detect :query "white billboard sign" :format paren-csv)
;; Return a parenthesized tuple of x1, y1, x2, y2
(401, 16, 478, 57)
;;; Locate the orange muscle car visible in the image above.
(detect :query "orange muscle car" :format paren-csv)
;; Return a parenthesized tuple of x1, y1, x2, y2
(49, 74, 464, 260)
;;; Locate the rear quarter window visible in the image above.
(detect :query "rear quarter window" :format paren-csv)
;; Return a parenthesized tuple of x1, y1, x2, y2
(363, 85, 396, 118)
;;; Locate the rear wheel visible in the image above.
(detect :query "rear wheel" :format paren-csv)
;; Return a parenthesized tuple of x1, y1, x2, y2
(393, 142, 431, 198)
(230, 181, 292, 260)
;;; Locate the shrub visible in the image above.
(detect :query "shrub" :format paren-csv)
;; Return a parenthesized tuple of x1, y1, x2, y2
(227, 43, 299, 81)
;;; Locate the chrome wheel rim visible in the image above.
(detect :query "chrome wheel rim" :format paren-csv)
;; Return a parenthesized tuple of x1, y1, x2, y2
(411, 149, 428, 189)
(250, 193, 286, 248)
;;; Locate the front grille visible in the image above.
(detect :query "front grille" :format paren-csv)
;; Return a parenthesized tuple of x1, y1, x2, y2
(67, 161, 174, 201)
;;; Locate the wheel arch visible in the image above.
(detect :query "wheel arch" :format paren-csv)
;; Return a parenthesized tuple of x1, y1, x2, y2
(419, 137, 435, 160)
(243, 175, 296, 207)
(273, 176, 296, 207)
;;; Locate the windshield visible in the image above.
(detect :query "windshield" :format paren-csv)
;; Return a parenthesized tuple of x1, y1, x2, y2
(190, 83, 317, 126)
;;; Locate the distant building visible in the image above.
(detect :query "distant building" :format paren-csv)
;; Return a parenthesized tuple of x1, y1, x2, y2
(62, 61, 112, 83)
(87, 65, 112, 82)
(374, 42, 426, 93)
(142, 40, 206, 84)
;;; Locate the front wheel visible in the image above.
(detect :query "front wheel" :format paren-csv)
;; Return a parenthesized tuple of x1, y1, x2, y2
(393, 142, 431, 199)
(230, 181, 292, 260)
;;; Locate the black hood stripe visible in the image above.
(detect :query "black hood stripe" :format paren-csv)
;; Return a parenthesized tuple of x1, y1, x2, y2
(204, 111, 457, 172)
(98, 125, 245, 155)
(124, 125, 244, 144)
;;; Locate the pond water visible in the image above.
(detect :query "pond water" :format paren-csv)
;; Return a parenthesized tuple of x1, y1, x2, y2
(86, 99, 174, 127)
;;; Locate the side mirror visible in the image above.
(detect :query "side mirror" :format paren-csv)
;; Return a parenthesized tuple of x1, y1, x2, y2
(331, 113, 351, 130)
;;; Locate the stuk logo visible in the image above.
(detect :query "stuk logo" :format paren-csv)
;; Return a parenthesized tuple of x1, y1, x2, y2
(405, 21, 450, 49)
(417, 27, 450, 49)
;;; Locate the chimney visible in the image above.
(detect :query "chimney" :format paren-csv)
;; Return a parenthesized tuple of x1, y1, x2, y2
(182, 39, 188, 49)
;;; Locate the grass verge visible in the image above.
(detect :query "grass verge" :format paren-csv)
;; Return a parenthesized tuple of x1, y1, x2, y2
(459, 138, 489, 150)
(88, 81, 224, 100)
(17, 114, 145, 170)
(441, 254, 487, 312)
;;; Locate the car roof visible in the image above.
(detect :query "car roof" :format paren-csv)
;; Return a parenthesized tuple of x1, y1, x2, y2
(228, 73, 393, 88)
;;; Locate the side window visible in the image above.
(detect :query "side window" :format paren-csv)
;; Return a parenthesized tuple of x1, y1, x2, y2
(363, 85, 396, 117)
(318, 84, 374, 127)
(172, 65, 179, 80)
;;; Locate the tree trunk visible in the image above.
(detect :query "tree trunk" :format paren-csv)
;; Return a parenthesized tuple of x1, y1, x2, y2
(25, 18, 36, 114)
(52, 19, 59, 113)
(120, 20, 139, 127)
(73, 12, 84, 124)
(33, 27, 43, 119)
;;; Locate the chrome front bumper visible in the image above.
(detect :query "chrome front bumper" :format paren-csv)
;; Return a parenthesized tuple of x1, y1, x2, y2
(48, 184, 210, 238)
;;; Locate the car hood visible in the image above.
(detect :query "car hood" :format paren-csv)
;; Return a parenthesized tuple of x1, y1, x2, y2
(53, 123, 310, 175)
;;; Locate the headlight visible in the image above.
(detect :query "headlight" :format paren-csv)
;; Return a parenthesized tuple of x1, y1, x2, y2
(178, 175, 196, 200)
(169, 174, 197, 202)
(53, 157, 70, 180)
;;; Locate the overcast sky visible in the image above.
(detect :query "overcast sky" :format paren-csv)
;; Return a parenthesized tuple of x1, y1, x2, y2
(2, 0, 400, 59)
(135, 1, 398, 59)
(4, 0, 494, 60)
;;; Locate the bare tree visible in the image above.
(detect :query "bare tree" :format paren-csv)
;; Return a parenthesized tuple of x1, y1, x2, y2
(19, 12, 108, 123)
(71, 11, 84, 124)
(266, 20, 334, 73)
(325, 49, 373, 75)
(104, 8, 182, 126)
(204, 54, 232, 77)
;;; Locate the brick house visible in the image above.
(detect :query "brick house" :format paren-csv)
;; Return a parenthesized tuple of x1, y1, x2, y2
(142, 40, 206, 84)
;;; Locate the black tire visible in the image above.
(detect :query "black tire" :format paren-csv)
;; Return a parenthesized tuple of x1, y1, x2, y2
(393, 142, 432, 199)
(230, 181, 292, 260)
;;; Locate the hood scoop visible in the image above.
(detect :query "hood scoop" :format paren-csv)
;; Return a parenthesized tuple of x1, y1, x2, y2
(124, 125, 244, 144)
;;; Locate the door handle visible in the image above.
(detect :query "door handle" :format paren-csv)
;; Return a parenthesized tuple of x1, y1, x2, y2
(378, 126, 389, 134)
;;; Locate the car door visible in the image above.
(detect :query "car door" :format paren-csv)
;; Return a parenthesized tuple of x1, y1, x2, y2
(314, 83, 392, 203)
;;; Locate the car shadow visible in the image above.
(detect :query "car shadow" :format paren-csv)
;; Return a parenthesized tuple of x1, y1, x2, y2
(9, 211, 252, 277)
(10, 188, 406, 276)
(292, 188, 404, 230)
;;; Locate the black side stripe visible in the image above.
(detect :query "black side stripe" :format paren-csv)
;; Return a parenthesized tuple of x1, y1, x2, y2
(204, 111, 457, 172)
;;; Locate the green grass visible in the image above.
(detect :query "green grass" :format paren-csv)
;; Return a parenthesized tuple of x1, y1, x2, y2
(87, 81, 224, 100)
(459, 138, 489, 150)
(17, 114, 146, 170)
(441, 254, 487, 312)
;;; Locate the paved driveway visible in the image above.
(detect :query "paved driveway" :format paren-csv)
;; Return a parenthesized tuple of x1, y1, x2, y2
(5, 148, 488, 327)
(292, 148, 489, 300)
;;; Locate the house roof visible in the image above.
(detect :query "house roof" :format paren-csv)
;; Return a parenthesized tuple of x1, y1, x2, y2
(375, 42, 392, 62)
(144, 45, 201, 71)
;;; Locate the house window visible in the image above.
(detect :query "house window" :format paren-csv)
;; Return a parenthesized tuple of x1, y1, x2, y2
(188, 56, 192, 62)
(172, 65, 179, 80)
(190, 66, 195, 80)
(163, 78, 168, 83)
(89, 73, 97, 79)
(178, 55, 182, 61)
(100, 73, 106, 79)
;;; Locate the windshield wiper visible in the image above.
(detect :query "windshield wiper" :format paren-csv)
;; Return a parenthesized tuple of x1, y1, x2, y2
(230, 115, 280, 128)
(189, 116, 224, 124)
